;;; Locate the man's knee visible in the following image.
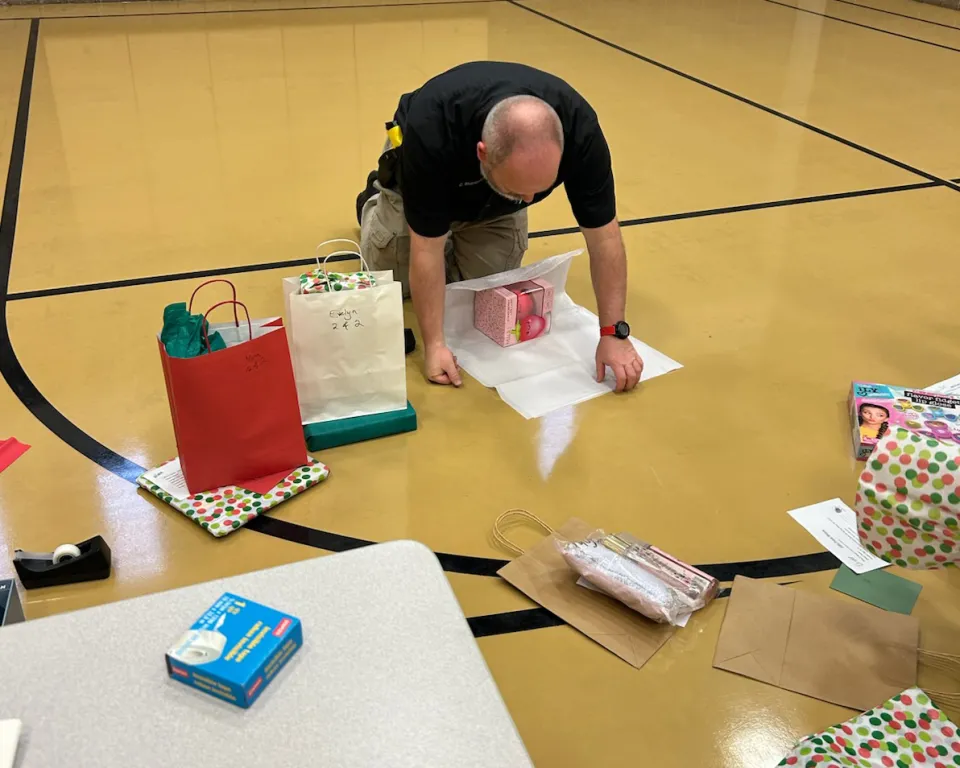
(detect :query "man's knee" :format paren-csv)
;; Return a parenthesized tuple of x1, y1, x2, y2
(360, 187, 412, 297)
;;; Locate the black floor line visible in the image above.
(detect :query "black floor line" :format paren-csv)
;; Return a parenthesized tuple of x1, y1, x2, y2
(0, 0, 502, 21)
(6, 254, 356, 302)
(529, 179, 943, 239)
(764, 0, 960, 52)
(7, 179, 947, 301)
(828, 0, 960, 31)
(508, 0, 960, 192)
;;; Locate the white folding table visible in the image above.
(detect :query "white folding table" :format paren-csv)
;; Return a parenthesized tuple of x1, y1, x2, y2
(0, 541, 533, 767)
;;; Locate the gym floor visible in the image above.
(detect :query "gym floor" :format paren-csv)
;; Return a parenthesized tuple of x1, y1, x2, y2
(1, 0, 959, 764)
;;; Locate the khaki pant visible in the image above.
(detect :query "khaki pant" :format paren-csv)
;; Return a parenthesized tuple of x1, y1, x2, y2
(360, 180, 528, 299)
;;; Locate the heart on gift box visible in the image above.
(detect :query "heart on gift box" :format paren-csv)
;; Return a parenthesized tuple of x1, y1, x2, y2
(512, 315, 547, 342)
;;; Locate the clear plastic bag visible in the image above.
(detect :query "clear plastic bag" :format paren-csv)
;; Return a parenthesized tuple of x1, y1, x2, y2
(557, 530, 718, 626)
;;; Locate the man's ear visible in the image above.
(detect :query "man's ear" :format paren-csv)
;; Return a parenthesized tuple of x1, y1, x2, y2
(476, 141, 487, 163)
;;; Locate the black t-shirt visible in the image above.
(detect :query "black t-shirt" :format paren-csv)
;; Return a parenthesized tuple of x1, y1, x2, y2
(393, 61, 616, 238)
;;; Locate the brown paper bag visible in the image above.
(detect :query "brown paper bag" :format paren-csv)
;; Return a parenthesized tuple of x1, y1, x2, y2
(713, 576, 919, 710)
(495, 513, 675, 669)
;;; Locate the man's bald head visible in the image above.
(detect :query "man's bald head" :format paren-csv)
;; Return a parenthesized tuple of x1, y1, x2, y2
(478, 95, 564, 204)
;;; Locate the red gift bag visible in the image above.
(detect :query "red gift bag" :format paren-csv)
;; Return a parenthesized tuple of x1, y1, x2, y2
(159, 294, 307, 494)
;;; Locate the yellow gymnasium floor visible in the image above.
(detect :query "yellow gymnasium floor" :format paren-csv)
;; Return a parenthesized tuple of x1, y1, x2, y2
(1, 0, 960, 764)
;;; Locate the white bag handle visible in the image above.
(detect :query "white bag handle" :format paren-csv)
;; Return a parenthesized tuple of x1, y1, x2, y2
(312, 239, 370, 293)
(315, 239, 369, 271)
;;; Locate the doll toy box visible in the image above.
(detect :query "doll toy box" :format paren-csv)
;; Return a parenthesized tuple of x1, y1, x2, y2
(165, 593, 302, 708)
(474, 279, 554, 347)
(849, 381, 960, 460)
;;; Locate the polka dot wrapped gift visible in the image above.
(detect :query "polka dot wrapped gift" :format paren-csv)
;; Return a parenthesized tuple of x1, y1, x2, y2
(299, 269, 377, 295)
(137, 458, 330, 537)
(777, 689, 960, 768)
(855, 427, 960, 569)
(299, 239, 378, 295)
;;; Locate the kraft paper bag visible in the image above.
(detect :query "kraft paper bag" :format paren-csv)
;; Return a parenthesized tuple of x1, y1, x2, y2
(713, 576, 919, 710)
(496, 517, 676, 669)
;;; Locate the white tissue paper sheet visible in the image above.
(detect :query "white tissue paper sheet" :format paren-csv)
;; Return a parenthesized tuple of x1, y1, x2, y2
(444, 250, 683, 419)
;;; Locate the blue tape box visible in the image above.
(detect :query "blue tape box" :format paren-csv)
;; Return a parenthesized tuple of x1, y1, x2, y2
(165, 593, 302, 708)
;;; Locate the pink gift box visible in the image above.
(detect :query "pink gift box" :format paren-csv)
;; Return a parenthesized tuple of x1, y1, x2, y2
(474, 279, 554, 347)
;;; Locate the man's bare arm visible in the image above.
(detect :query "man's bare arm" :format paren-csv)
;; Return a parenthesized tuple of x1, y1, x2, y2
(409, 229, 462, 386)
(582, 219, 643, 392)
(582, 218, 627, 326)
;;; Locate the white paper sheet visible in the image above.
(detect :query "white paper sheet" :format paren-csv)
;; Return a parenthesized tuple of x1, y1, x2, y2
(926, 374, 960, 397)
(0, 720, 21, 768)
(444, 251, 683, 418)
(140, 458, 190, 501)
(787, 499, 889, 574)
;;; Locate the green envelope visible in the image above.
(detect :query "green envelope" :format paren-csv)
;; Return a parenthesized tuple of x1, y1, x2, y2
(830, 565, 922, 615)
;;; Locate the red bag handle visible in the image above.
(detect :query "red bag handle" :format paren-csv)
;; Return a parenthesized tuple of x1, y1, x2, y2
(189, 280, 238, 326)
(202, 300, 253, 352)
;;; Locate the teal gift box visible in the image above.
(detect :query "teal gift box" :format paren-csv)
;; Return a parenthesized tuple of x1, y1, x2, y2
(303, 401, 417, 451)
(166, 593, 302, 708)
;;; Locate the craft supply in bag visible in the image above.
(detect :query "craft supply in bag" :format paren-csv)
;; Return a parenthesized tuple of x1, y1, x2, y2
(855, 426, 960, 569)
(557, 531, 718, 626)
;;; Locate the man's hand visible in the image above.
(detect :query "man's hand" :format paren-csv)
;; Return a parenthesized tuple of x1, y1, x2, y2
(425, 343, 463, 387)
(595, 336, 643, 392)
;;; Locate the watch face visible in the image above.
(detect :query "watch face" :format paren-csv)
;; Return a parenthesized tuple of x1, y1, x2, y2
(614, 321, 630, 339)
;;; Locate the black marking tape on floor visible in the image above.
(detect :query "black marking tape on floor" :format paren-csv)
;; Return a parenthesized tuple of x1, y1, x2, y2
(1, 15, 842, 641)
(6, 254, 356, 302)
(6, 179, 946, 301)
(828, 0, 960, 31)
(507, 0, 960, 192)
(527, 180, 943, 239)
(0, 0, 505, 22)
(764, 0, 960, 53)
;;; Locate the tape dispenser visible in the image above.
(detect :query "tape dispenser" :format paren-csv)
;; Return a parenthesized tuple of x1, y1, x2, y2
(13, 535, 112, 589)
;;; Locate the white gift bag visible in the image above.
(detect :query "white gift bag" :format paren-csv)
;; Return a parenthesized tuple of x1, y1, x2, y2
(283, 240, 407, 424)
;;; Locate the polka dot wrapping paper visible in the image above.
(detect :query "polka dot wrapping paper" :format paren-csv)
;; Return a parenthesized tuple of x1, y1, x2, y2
(855, 428, 960, 569)
(137, 458, 330, 537)
(777, 689, 960, 768)
(299, 269, 377, 294)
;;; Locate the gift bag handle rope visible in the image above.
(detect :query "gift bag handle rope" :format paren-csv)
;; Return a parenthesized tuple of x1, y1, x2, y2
(202, 300, 254, 352)
(315, 239, 370, 276)
(188, 279, 239, 326)
(492, 509, 556, 556)
(920, 649, 960, 709)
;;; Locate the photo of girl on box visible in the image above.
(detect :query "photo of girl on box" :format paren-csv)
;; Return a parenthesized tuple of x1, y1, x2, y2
(859, 403, 890, 441)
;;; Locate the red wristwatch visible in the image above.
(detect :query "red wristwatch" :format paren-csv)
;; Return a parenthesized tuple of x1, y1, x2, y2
(600, 321, 630, 339)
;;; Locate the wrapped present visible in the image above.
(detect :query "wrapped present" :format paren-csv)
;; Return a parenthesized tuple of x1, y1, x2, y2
(855, 426, 960, 569)
(777, 688, 960, 767)
(299, 269, 377, 295)
(300, 238, 378, 294)
(137, 458, 330, 537)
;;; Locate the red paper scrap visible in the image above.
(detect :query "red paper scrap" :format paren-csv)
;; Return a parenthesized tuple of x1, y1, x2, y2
(0, 438, 30, 475)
